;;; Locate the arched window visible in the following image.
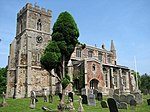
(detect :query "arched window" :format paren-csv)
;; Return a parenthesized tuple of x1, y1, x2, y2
(98, 52, 102, 61)
(37, 19, 42, 30)
(76, 48, 81, 57)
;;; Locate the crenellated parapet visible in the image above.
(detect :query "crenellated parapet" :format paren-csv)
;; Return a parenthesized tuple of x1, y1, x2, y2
(17, 3, 52, 18)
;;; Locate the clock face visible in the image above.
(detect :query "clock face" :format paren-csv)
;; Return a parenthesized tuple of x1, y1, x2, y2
(36, 36, 43, 43)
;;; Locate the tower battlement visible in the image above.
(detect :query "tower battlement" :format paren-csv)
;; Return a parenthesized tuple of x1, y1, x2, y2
(17, 3, 52, 18)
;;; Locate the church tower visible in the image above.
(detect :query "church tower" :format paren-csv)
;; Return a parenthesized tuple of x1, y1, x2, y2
(6, 3, 52, 98)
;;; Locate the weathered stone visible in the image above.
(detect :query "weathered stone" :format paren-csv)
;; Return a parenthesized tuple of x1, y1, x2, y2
(134, 93, 143, 104)
(107, 98, 118, 112)
(120, 95, 127, 103)
(78, 96, 84, 112)
(81, 88, 86, 95)
(109, 88, 114, 97)
(130, 99, 136, 110)
(88, 94, 96, 106)
(113, 94, 119, 103)
(101, 100, 108, 108)
(118, 102, 128, 109)
(114, 89, 120, 95)
(81, 95, 88, 104)
(97, 92, 103, 101)
(126, 94, 135, 104)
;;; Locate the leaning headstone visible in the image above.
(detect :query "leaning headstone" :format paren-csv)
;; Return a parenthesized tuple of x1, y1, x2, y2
(107, 98, 118, 112)
(120, 95, 127, 103)
(147, 99, 150, 105)
(58, 93, 62, 101)
(97, 92, 103, 101)
(130, 99, 136, 110)
(114, 89, 120, 95)
(113, 94, 119, 103)
(134, 93, 143, 104)
(68, 92, 74, 102)
(81, 95, 88, 104)
(101, 100, 108, 108)
(126, 94, 135, 104)
(88, 93, 96, 106)
(78, 96, 84, 112)
(30, 90, 36, 109)
(109, 88, 114, 97)
(81, 88, 86, 95)
(118, 102, 128, 109)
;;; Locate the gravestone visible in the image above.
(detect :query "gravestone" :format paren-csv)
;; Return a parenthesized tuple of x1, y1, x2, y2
(147, 99, 150, 105)
(120, 95, 127, 103)
(81, 95, 88, 104)
(107, 98, 118, 112)
(66, 97, 75, 111)
(0, 92, 7, 107)
(130, 99, 136, 110)
(126, 94, 135, 104)
(88, 94, 96, 106)
(58, 93, 62, 101)
(134, 93, 143, 104)
(78, 96, 84, 112)
(113, 94, 119, 103)
(30, 90, 36, 109)
(88, 89, 93, 95)
(93, 89, 99, 99)
(81, 88, 86, 95)
(109, 88, 114, 97)
(49, 94, 53, 103)
(43, 89, 48, 102)
(68, 92, 74, 102)
(143, 89, 148, 95)
(97, 92, 103, 101)
(118, 102, 128, 109)
(101, 100, 108, 108)
(114, 89, 120, 95)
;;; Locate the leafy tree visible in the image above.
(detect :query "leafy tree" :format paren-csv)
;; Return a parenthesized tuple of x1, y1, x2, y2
(40, 41, 61, 96)
(140, 73, 150, 92)
(41, 11, 79, 111)
(0, 66, 7, 94)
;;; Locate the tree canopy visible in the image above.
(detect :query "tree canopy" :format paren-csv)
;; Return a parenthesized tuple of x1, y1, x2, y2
(52, 11, 79, 63)
(40, 41, 61, 72)
(0, 66, 7, 94)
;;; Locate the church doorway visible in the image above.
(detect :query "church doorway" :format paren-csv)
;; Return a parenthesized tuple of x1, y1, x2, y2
(90, 79, 99, 89)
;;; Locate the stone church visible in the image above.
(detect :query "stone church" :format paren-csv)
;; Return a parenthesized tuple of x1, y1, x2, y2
(6, 3, 136, 98)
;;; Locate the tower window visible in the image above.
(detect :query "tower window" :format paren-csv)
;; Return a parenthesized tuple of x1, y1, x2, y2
(37, 19, 42, 31)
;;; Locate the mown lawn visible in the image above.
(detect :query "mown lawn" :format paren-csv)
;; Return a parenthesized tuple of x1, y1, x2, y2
(0, 94, 150, 112)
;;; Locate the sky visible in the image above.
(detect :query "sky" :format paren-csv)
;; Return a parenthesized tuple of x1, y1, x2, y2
(0, 0, 150, 75)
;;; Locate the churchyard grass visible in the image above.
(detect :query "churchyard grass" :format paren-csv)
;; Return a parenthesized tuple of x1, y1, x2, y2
(0, 94, 150, 112)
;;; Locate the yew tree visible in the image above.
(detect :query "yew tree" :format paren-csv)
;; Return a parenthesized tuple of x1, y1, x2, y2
(40, 11, 79, 111)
